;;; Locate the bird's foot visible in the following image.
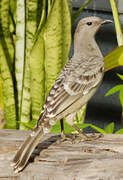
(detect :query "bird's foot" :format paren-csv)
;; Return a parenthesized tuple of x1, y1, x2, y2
(57, 132, 76, 144)
(71, 124, 103, 143)
(56, 132, 102, 144)
(73, 133, 103, 144)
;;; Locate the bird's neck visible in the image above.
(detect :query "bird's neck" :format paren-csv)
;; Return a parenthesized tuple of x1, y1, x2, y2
(74, 34, 103, 58)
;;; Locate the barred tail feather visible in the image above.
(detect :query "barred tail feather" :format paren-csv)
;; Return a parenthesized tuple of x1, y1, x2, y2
(11, 127, 43, 173)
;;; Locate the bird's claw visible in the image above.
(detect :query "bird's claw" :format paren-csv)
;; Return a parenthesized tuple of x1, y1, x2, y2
(57, 132, 103, 144)
(72, 133, 103, 144)
(56, 132, 76, 144)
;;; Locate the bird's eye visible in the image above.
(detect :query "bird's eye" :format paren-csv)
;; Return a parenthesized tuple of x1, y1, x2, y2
(87, 22, 92, 26)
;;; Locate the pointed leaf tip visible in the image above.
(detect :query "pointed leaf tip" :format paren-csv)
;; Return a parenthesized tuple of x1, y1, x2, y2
(105, 85, 123, 96)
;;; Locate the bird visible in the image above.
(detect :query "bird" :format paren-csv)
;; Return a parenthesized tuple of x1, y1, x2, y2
(11, 16, 112, 173)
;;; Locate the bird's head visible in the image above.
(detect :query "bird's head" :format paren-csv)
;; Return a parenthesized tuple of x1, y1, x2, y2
(75, 16, 112, 37)
(74, 16, 112, 57)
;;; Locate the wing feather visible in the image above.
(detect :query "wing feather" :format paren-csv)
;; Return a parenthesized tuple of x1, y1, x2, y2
(37, 56, 104, 126)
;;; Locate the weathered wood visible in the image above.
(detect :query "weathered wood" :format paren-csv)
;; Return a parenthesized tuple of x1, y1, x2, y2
(0, 129, 123, 179)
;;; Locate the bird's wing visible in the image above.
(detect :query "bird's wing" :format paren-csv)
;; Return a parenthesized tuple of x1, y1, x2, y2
(64, 56, 104, 96)
(37, 56, 104, 126)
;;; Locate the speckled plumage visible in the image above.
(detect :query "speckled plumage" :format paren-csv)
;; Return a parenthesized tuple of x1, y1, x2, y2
(12, 17, 112, 173)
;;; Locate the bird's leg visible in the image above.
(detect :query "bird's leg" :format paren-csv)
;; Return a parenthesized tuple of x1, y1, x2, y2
(65, 113, 102, 142)
(58, 113, 78, 143)
(72, 124, 88, 138)
(60, 119, 64, 137)
(72, 124, 102, 142)
(59, 119, 76, 142)
(59, 113, 102, 144)
(60, 119, 68, 140)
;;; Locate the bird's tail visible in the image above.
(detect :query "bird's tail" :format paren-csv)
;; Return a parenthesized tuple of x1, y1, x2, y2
(11, 127, 43, 173)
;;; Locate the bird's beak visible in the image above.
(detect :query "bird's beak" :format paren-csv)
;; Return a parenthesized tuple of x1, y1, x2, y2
(101, 19, 113, 25)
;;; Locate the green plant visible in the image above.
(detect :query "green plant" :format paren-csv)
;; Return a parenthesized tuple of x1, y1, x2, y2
(51, 121, 123, 134)
(0, 0, 123, 132)
(79, 122, 123, 134)
(0, 0, 94, 129)
(110, 0, 123, 45)
(105, 0, 123, 126)
(106, 74, 123, 105)
(106, 73, 123, 122)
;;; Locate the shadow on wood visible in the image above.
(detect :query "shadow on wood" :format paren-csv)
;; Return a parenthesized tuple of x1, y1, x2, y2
(0, 129, 123, 179)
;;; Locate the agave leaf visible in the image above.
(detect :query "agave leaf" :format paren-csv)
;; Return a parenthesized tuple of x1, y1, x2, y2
(0, 42, 16, 129)
(0, 75, 4, 110)
(105, 122, 114, 134)
(105, 85, 123, 96)
(10, 0, 16, 21)
(29, 0, 47, 125)
(75, 105, 87, 124)
(9, 0, 16, 34)
(89, 124, 106, 134)
(17, 121, 34, 130)
(30, 31, 45, 125)
(20, 0, 39, 129)
(0, 0, 14, 70)
(120, 89, 123, 108)
(104, 45, 123, 72)
(71, 0, 92, 24)
(117, 73, 123, 81)
(62, 0, 71, 65)
(110, 0, 123, 46)
(44, 0, 71, 95)
(35, 0, 46, 39)
(15, 0, 25, 115)
(0, 0, 16, 129)
(81, 123, 106, 134)
(115, 128, 123, 134)
(0, 75, 5, 129)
